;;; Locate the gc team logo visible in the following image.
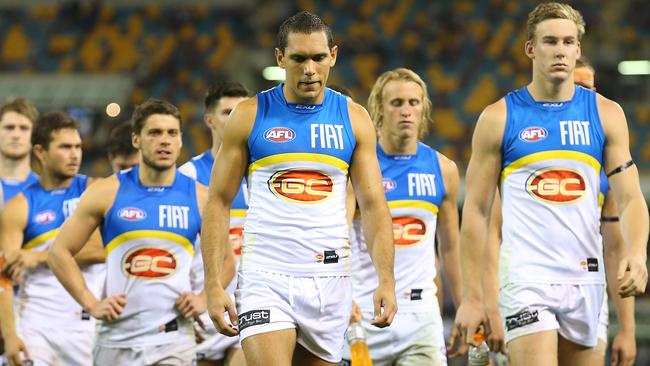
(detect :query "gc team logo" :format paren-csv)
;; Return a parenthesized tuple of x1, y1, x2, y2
(264, 127, 296, 143)
(392, 216, 426, 246)
(229, 226, 244, 256)
(34, 210, 57, 225)
(122, 247, 177, 279)
(268, 170, 333, 204)
(526, 167, 586, 204)
(519, 126, 548, 142)
(118, 207, 147, 221)
(382, 178, 397, 192)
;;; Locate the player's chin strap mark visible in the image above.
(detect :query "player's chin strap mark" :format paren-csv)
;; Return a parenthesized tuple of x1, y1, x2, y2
(606, 160, 634, 178)
(600, 216, 620, 223)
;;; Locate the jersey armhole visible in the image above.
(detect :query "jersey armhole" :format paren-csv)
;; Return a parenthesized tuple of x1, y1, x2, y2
(247, 95, 264, 159)
(340, 96, 357, 153)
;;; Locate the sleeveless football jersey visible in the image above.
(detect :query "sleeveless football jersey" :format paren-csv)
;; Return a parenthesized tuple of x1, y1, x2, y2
(2, 170, 38, 203)
(18, 175, 96, 330)
(499, 85, 606, 285)
(99, 167, 201, 347)
(598, 170, 608, 210)
(179, 150, 248, 293)
(242, 85, 356, 276)
(351, 143, 445, 312)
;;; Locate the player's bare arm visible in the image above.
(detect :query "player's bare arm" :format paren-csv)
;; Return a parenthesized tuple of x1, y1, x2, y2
(47, 176, 126, 321)
(482, 192, 505, 354)
(347, 99, 397, 328)
(598, 95, 649, 297)
(454, 99, 506, 345)
(202, 97, 256, 336)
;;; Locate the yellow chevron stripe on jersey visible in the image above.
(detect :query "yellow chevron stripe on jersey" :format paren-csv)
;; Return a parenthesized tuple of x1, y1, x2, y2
(23, 229, 59, 250)
(230, 209, 247, 218)
(388, 200, 439, 215)
(598, 192, 605, 207)
(501, 150, 601, 183)
(105, 230, 194, 255)
(248, 153, 349, 175)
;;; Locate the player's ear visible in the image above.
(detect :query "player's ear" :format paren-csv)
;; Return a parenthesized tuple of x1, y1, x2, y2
(329, 45, 338, 67)
(131, 132, 140, 150)
(524, 40, 535, 60)
(275, 48, 285, 68)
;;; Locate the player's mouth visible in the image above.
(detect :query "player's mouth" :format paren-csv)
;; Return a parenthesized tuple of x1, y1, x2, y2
(157, 150, 172, 158)
(551, 63, 567, 70)
(299, 81, 321, 90)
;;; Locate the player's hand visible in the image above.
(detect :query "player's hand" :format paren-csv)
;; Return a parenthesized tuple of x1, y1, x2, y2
(617, 255, 648, 297)
(4, 250, 43, 282)
(610, 329, 636, 366)
(485, 305, 506, 354)
(4, 334, 31, 366)
(446, 323, 468, 358)
(206, 285, 238, 337)
(349, 300, 362, 324)
(454, 298, 490, 346)
(176, 291, 206, 319)
(89, 294, 127, 322)
(371, 279, 397, 328)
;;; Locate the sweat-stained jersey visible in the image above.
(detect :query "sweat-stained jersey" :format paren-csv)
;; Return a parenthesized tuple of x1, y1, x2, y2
(99, 166, 202, 347)
(18, 175, 98, 330)
(351, 143, 446, 312)
(499, 85, 606, 286)
(241, 85, 356, 276)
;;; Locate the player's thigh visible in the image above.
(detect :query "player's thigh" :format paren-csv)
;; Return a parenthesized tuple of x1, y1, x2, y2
(507, 330, 558, 366)
(292, 343, 337, 366)
(558, 335, 594, 366)
(224, 347, 246, 366)
(587, 339, 606, 366)
(241, 328, 297, 366)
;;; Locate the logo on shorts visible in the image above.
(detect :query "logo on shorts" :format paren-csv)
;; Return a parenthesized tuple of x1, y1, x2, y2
(34, 210, 57, 224)
(519, 126, 548, 142)
(525, 167, 586, 204)
(238, 310, 270, 331)
(581, 257, 599, 272)
(505, 308, 540, 331)
(382, 178, 397, 192)
(122, 247, 177, 279)
(264, 127, 296, 143)
(268, 170, 333, 204)
(118, 207, 147, 221)
(392, 216, 427, 246)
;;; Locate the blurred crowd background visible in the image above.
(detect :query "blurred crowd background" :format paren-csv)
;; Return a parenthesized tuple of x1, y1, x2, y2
(0, 0, 648, 363)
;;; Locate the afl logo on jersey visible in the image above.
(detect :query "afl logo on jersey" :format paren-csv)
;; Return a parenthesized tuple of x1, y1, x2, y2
(526, 168, 586, 204)
(122, 247, 177, 278)
(34, 210, 56, 224)
(118, 207, 147, 221)
(519, 127, 548, 142)
(382, 178, 397, 192)
(392, 216, 426, 246)
(264, 127, 296, 143)
(268, 170, 333, 204)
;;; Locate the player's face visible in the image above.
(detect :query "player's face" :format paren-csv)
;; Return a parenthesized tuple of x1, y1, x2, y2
(526, 18, 581, 84)
(206, 96, 247, 142)
(134, 114, 182, 171)
(40, 128, 82, 179)
(380, 80, 424, 140)
(109, 153, 139, 173)
(573, 66, 595, 90)
(276, 31, 338, 103)
(0, 111, 32, 160)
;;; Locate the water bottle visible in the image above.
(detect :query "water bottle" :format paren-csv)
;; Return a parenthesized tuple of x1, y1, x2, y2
(468, 332, 490, 366)
(346, 322, 373, 366)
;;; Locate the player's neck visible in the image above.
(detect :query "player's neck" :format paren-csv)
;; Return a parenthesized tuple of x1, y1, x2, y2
(211, 134, 222, 157)
(0, 154, 31, 180)
(528, 75, 575, 101)
(379, 135, 417, 155)
(138, 164, 175, 187)
(39, 169, 73, 190)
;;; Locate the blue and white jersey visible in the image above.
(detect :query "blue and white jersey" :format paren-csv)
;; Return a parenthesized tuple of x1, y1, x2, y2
(18, 175, 96, 330)
(99, 166, 202, 347)
(179, 149, 248, 294)
(2, 170, 38, 204)
(499, 85, 606, 285)
(243, 85, 356, 276)
(352, 143, 446, 312)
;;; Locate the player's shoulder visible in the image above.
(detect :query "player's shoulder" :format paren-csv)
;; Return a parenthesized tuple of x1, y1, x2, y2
(346, 98, 370, 120)
(595, 93, 625, 117)
(479, 97, 507, 123)
(83, 175, 120, 200)
(435, 150, 460, 185)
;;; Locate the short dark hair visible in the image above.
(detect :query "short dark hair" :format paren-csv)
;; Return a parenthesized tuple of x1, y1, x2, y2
(277, 11, 333, 52)
(0, 97, 39, 124)
(131, 98, 181, 135)
(575, 56, 593, 71)
(107, 121, 137, 157)
(204, 82, 249, 112)
(32, 111, 79, 149)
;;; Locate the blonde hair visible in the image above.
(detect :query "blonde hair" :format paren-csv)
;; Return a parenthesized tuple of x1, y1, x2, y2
(367, 68, 432, 139)
(527, 2, 586, 41)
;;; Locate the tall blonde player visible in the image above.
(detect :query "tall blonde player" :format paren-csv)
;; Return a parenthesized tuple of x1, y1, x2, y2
(454, 3, 648, 366)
